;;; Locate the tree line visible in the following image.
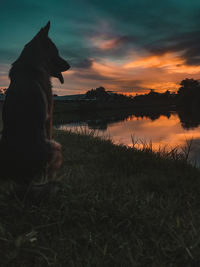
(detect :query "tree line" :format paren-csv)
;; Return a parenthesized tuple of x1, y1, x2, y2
(85, 79, 200, 109)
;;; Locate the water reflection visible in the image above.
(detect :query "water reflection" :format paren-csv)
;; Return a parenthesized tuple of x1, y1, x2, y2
(56, 107, 200, 132)
(55, 109, 172, 131)
(178, 109, 200, 129)
(87, 110, 172, 131)
(58, 109, 200, 165)
(63, 113, 200, 148)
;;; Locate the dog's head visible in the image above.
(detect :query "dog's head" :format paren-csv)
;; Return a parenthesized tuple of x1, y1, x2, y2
(13, 21, 70, 84)
(35, 21, 70, 83)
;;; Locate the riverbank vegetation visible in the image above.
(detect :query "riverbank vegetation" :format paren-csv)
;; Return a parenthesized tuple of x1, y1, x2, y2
(52, 78, 200, 131)
(53, 86, 177, 114)
(1, 130, 200, 266)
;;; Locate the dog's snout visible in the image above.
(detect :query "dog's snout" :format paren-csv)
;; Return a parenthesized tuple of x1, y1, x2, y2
(64, 61, 70, 71)
(59, 57, 70, 72)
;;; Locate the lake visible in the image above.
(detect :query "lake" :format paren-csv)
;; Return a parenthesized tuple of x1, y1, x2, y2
(58, 110, 200, 166)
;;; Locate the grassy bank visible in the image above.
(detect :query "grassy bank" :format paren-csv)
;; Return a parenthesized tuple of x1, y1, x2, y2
(1, 130, 200, 266)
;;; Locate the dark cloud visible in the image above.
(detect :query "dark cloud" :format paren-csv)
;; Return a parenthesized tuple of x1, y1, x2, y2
(85, 0, 200, 66)
(144, 30, 200, 65)
(70, 68, 113, 81)
(72, 58, 93, 69)
(112, 36, 134, 49)
(3, 0, 200, 66)
(77, 72, 112, 81)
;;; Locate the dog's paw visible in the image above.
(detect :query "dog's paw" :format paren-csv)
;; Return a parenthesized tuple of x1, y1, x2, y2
(50, 140, 62, 151)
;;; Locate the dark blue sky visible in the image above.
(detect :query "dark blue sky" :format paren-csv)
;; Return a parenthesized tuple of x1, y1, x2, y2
(1, 0, 200, 95)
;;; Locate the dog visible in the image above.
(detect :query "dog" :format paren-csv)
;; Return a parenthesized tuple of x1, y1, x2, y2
(0, 21, 70, 187)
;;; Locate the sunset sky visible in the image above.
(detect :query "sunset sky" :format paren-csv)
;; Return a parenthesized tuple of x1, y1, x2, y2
(1, 0, 200, 95)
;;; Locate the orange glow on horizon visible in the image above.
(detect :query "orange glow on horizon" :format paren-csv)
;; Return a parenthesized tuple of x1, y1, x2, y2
(141, 81, 180, 92)
(2, 50, 200, 95)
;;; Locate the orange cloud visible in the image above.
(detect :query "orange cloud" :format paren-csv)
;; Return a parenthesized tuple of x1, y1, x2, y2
(124, 52, 183, 69)
(124, 52, 200, 74)
(89, 58, 180, 92)
(92, 61, 124, 78)
(83, 52, 200, 93)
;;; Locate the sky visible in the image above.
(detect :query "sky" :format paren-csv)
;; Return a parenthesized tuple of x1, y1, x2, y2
(1, 0, 200, 95)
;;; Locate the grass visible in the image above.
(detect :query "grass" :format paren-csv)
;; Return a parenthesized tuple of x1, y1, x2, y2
(1, 129, 200, 266)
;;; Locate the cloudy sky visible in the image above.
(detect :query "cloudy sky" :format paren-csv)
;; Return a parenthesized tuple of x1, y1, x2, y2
(1, 0, 200, 95)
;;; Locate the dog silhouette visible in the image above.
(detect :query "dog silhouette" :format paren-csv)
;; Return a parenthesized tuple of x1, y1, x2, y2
(0, 21, 70, 187)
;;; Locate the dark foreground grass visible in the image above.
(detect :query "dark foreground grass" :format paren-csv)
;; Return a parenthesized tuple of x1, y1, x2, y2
(1, 130, 200, 266)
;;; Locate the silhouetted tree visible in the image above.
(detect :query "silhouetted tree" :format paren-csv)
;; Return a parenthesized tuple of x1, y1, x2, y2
(86, 87, 108, 99)
(177, 108, 200, 129)
(86, 89, 96, 99)
(177, 78, 200, 108)
(178, 79, 200, 94)
(164, 90, 170, 97)
(148, 89, 157, 96)
(95, 87, 108, 98)
(133, 89, 176, 106)
(86, 86, 122, 101)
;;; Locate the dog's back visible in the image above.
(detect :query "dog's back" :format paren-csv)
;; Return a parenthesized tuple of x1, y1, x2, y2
(1, 76, 50, 183)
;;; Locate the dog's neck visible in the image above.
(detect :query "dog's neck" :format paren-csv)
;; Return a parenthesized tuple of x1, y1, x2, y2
(9, 63, 53, 114)
(9, 64, 51, 92)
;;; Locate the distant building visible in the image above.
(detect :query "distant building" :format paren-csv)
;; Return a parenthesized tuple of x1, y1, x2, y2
(0, 93, 87, 102)
(53, 94, 86, 101)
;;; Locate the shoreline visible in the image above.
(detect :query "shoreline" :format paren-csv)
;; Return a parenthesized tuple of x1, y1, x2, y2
(53, 101, 176, 125)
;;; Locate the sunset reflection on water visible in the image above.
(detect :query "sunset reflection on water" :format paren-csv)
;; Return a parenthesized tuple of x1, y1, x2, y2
(59, 113, 200, 165)
(106, 114, 200, 149)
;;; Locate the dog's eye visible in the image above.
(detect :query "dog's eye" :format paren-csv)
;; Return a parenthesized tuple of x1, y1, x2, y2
(46, 40, 59, 55)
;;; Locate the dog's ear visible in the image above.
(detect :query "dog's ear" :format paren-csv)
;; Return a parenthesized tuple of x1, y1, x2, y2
(43, 21, 50, 36)
(35, 21, 50, 39)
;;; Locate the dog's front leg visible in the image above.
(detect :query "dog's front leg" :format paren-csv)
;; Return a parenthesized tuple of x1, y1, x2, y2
(46, 140, 62, 180)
